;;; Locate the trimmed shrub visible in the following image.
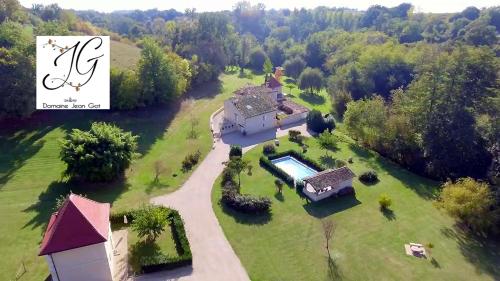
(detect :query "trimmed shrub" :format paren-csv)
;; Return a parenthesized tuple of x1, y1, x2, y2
(335, 159, 347, 168)
(221, 166, 236, 187)
(229, 145, 242, 158)
(182, 150, 201, 172)
(263, 143, 276, 155)
(379, 194, 392, 209)
(359, 170, 378, 183)
(221, 183, 272, 213)
(288, 130, 302, 142)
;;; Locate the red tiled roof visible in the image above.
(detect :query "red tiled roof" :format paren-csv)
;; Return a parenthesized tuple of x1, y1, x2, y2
(39, 194, 110, 256)
(267, 76, 282, 88)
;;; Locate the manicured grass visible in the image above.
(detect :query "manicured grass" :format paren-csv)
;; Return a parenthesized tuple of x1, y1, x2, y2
(110, 40, 141, 69)
(281, 76, 332, 113)
(0, 71, 263, 280)
(127, 228, 179, 273)
(212, 134, 500, 281)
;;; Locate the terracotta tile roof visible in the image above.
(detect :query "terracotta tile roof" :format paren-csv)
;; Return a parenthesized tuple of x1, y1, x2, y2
(303, 167, 355, 192)
(234, 85, 273, 96)
(231, 94, 277, 119)
(39, 194, 110, 256)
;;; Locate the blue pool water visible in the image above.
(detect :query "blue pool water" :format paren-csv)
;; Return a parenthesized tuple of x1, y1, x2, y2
(271, 156, 318, 180)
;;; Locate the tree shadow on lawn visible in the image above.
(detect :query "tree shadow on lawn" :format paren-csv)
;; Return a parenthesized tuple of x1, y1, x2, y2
(320, 155, 337, 168)
(303, 195, 361, 219)
(22, 178, 130, 233)
(348, 142, 439, 200)
(274, 192, 285, 202)
(219, 202, 272, 225)
(129, 240, 162, 273)
(381, 207, 396, 221)
(186, 79, 222, 100)
(327, 256, 343, 281)
(299, 92, 326, 105)
(0, 126, 53, 188)
(440, 226, 500, 279)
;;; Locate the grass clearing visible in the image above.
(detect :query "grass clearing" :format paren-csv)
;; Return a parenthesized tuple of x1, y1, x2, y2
(111, 40, 141, 69)
(212, 134, 500, 281)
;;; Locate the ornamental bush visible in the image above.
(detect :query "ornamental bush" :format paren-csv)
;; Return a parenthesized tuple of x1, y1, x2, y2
(132, 205, 168, 242)
(182, 150, 201, 172)
(229, 145, 242, 158)
(60, 122, 138, 182)
(378, 194, 392, 210)
(263, 143, 276, 155)
(359, 170, 378, 183)
(221, 183, 272, 213)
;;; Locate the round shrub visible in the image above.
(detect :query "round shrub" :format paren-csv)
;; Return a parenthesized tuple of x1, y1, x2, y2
(335, 159, 347, 168)
(229, 145, 242, 158)
(60, 122, 138, 182)
(359, 170, 378, 183)
(263, 143, 276, 155)
(378, 194, 392, 210)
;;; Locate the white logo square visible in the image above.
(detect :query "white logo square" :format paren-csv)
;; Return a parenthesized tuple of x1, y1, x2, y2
(36, 36, 110, 110)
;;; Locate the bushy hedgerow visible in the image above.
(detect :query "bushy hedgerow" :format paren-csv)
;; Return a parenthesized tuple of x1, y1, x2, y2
(221, 183, 272, 213)
(229, 145, 242, 158)
(359, 170, 378, 183)
(110, 207, 192, 273)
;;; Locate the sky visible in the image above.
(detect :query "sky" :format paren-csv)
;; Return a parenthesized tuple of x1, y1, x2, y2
(19, 0, 499, 14)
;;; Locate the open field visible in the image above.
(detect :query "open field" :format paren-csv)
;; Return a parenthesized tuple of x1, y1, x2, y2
(0, 71, 264, 281)
(111, 40, 141, 69)
(212, 135, 500, 281)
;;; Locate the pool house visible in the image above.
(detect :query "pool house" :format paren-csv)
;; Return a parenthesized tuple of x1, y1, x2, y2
(302, 167, 356, 202)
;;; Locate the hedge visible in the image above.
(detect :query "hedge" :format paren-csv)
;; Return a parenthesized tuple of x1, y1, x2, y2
(267, 150, 325, 171)
(141, 210, 192, 273)
(110, 207, 192, 273)
(221, 184, 272, 214)
(260, 150, 325, 186)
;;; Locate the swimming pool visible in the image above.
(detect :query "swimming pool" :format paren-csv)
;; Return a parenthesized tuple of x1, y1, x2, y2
(271, 156, 318, 180)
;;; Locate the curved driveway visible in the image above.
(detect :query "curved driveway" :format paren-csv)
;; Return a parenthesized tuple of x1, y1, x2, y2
(141, 116, 310, 281)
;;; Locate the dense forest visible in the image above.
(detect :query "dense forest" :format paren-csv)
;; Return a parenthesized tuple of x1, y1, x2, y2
(0, 1, 499, 185)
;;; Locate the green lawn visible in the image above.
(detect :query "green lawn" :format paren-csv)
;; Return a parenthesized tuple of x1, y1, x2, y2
(0, 71, 265, 281)
(281, 76, 332, 113)
(127, 228, 179, 273)
(212, 134, 500, 281)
